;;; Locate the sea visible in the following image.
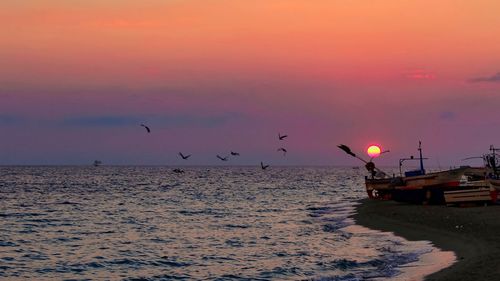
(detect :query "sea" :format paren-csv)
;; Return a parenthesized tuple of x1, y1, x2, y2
(0, 166, 454, 280)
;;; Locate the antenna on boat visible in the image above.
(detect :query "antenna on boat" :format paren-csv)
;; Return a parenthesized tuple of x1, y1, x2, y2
(370, 150, 390, 162)
(418, 141, 425, 175)
(488, 145, 500, 174)
(398, 142, 429, 177)
(399, 156, 413, 177)
(490, 145, 500, 156)
(462, 156, 483, 161)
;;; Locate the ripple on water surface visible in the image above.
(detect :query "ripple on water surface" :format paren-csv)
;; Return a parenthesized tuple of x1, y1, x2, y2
(0, 166, 444, 280)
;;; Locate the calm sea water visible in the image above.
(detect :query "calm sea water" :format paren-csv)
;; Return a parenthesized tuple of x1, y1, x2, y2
(0, 166, 443, 280)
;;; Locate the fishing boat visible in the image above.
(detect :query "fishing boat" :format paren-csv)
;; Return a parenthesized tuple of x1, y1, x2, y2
(339, 142, 472, 204)
(93, 160, 102, 167)
(483, 146, 500, 201)
(368, 167, 473, 204)
(442, 147, 500, 205)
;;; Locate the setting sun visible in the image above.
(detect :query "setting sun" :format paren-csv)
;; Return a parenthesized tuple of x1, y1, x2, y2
(367, 145, 381, 158)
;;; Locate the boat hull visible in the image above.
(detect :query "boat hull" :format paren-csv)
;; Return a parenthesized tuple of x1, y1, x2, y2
(365, 167, 471, 204)
(444, 187, 496, 205)
(487, 178, 500, 202)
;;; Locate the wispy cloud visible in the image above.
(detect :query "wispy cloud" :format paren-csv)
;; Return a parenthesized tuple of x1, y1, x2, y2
(468, 72, 500, 83)
(0, 115, 23, 125)
(88, 19, 163, 29)
(61, 113, 246, 128)
(405, 69, 436, 80)
(61, 116, 142, 127)
(439, 111, 455, 120)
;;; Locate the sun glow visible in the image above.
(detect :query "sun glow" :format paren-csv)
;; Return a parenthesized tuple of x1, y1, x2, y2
(367, 145, 381, 158)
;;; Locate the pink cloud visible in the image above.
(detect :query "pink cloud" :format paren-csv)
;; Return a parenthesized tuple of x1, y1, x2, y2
(405, 69, 436, 80)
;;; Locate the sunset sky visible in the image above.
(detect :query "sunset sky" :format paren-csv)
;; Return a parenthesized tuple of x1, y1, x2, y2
(1, 0, 499, 165)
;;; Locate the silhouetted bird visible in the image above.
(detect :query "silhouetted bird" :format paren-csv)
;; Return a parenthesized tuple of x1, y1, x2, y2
(140, 124, 151, 133)
(277, 147, 287, 156)
(261, 162, 269, 170)
(337, 144, 356, 157)
(278, 133, 288, 140)
(230, 151, 240, 156)
(173, 168, 184, 174)
(216, 155, 228, 161)
(179, 152, 191, 160)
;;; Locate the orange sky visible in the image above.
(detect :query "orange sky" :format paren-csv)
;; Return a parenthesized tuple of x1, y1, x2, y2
(1, 1, 500, 164)
(2, 0, 499, 81)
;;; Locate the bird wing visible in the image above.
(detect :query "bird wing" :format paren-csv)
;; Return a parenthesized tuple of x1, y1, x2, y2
(338, 144, 356, 157)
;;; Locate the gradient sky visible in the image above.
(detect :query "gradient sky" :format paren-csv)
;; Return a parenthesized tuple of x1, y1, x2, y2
(1, 0, 500, 165)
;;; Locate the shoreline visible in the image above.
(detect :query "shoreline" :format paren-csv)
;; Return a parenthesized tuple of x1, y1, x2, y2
(353, 199, 500, 281)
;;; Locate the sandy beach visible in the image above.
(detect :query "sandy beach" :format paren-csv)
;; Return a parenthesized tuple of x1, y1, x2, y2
(353, 199, 500, 281)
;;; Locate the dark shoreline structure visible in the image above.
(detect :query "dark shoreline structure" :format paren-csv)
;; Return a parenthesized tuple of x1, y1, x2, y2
(353, 199, 500, 281)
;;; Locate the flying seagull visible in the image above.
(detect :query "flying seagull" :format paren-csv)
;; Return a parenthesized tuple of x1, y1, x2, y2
(216, 155, 228, 161)
(261, 162, 269, 170)
(277, 147, 287, 156)
(278, 133, 288, 140)
(230, 151, 240, 156)
(337, 144, 356, 157)
(140, 124, 151, 133)
(179, 152, 191, 160)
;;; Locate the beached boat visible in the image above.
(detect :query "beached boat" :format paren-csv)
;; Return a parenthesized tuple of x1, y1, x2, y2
(367, 166, 471, 204)
(441, 146, 500, 205)
(339, 142, 473, 204)
(442, 167, 495, 205)
(369, 142, 476, 204)
(482, 146, 500, 201)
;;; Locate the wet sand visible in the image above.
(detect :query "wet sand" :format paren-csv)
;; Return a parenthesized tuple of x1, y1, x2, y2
(353, 199, 500, 281)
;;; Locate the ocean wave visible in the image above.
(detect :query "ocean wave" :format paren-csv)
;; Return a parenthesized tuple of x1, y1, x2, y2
(0, 166, 433, 280)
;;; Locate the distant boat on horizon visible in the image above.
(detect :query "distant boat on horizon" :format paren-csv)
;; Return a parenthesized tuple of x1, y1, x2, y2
(93, 160, 102, 167)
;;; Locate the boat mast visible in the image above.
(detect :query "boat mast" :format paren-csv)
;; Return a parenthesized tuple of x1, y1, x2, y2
(418, 141, 425, 174)
(489, 145, 500, 174)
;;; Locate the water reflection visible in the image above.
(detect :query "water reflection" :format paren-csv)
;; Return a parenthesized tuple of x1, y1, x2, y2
(0, 166, 449, 280)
